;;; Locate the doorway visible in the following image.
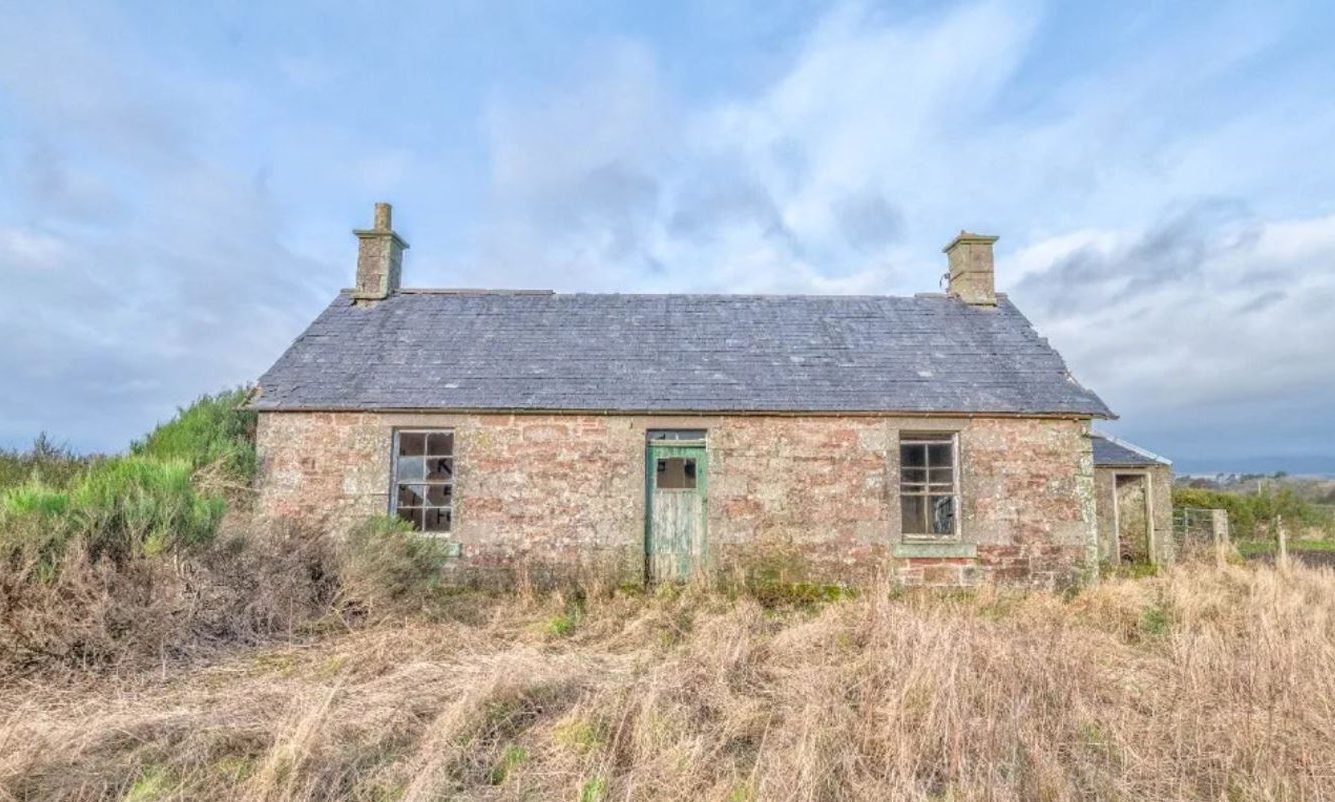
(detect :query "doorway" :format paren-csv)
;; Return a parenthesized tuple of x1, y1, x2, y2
(1114, 473, 1151, 564)
(645, 437, 708, 581)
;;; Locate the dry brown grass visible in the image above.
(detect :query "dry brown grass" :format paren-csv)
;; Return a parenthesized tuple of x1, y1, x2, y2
(2, 563, 1334, 801)
(0, 521, 338, 674)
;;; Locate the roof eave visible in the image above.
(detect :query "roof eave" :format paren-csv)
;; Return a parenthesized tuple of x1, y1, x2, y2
(249, 403, 1108, 419)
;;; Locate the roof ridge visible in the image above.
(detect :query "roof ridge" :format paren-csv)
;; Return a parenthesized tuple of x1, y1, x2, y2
(384, 289, 1014, 301)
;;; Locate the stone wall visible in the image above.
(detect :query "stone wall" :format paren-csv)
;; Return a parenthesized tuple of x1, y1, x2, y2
(255, 412, 1097, 588)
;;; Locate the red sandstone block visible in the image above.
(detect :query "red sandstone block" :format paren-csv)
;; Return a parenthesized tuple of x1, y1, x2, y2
(720, 498, 763, 518)
(923, 565, 961, 584)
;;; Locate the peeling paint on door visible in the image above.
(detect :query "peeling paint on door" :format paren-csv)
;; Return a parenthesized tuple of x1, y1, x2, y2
(646, 443, 708, 581)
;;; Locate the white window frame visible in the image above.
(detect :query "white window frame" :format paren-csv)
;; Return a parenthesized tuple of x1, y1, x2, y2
(389, 428, 455, 533)
(899, 431, 961, 541)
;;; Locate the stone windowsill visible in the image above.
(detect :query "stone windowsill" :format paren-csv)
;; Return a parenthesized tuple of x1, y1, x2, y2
(892, 541, 977, 559)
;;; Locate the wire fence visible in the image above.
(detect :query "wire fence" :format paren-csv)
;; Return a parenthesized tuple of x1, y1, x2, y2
(1171, 506, 1230, 563)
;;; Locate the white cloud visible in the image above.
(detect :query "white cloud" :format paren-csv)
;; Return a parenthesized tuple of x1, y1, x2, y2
(469, 1, 1335, 465)
(2, 0, 1333, 467)
(0, 227, 71, 271)
(1009, 209, 1335, 450)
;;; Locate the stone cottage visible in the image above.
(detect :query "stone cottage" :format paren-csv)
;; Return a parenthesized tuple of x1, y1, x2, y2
(250, 203, 1170, 587)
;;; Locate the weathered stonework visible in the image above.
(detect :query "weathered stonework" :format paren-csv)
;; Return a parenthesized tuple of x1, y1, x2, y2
(352, 203, 407, 301)
(255, 412, 1098, 588)
(1094, 463, 1174, 565)
(944, 231, 999, 306)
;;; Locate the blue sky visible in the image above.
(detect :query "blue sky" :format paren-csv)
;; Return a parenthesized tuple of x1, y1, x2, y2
(2, 1, 1334, 472)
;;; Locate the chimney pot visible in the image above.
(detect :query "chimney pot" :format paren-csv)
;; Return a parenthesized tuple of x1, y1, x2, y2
(353, 201, 409, 301)
(942, 230, 999, 306)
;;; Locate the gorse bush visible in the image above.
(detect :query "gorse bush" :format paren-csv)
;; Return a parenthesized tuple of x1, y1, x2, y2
(0, 388, 276, 670)
(0, 384, 465, 672)
(69, 457, 225, 560)
(1, 455, 229, 570)
(0, 388, 253, 568)
(131, 387, 258, 480)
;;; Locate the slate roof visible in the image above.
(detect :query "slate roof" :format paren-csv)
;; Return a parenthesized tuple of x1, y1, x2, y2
(1092, 433, 1170, 467)
(252, 290, 1113, 417)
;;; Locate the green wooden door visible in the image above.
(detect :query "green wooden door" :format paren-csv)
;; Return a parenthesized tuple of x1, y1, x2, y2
(646, 444, 708, 581)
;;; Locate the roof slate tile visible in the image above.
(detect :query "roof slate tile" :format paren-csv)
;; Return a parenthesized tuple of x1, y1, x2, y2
(252, 291, 1113, 417)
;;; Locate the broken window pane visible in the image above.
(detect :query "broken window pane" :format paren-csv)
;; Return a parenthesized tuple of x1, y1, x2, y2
(396, 455, 425, 482)
(900, 432, 960, 538)
(657, 457, 697, 490)
(397, 507, 423, 529)
(426, 457, 453, 482)
(392, 430, 455, 535)
(929, 495, 956, 535)
(397, 484, 427, 507)
(398, 432, 427, 457)
(423, 507, 451, 532)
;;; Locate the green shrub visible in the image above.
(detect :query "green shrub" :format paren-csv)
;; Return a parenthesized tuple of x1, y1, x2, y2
(0, 390, 256, 571)
(0, 433, 99, 492)
(1173, 486, 1335, 539)
(131, 388, 257, 480)
(69, 457, 225, 560)
(0, 458, 225, 568)
(337, 517, 454, 618)
(1, 483, 70, 519)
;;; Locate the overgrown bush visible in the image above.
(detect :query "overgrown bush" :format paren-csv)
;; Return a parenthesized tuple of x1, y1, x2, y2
(1174, 486, 1335, 539)
(0, 433, 99, 492)
(0, 522, 338, 672)
(0, 386, 475, 673)
(0, 457, 226, 570)
(0, 388, 280, 672)
(131, 388, 258, 480)
(336, 516, 455, 620)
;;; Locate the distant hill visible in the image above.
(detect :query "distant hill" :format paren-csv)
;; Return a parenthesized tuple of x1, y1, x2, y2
(1174, 454, 1335, 479)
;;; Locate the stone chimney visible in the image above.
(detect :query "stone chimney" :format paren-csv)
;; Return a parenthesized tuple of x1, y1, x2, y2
(943, 230, 999, 306)
(353, 202, 409, 301)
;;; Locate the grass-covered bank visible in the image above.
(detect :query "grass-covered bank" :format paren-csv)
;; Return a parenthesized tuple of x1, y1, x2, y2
(0, 390, 469, 674)
(0, 390, 322, 671)
(2, 563, 1333, 801)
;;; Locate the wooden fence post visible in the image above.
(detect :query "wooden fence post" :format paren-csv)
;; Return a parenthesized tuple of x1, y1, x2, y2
(1277, 514, 1289, 571)
(1212, 508, 1230, 567)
